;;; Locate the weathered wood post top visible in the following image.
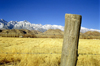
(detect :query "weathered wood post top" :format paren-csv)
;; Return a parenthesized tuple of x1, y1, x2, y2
(60, 13, 82, 66)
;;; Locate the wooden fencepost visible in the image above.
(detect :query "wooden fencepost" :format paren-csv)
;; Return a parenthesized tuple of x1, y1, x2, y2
(60, 14, 82, 66)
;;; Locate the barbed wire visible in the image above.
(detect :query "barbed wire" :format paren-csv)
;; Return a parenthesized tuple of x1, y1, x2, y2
(0, 52, 100, 55)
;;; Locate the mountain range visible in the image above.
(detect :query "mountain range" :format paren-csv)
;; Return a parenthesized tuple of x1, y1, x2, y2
(0, 19, 100, 33)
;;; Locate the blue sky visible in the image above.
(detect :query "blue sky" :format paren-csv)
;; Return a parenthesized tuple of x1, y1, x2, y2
(0, 0, 99, 30)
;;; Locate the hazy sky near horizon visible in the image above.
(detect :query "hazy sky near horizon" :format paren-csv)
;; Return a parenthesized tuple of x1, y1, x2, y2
(0, 0, 99, 30)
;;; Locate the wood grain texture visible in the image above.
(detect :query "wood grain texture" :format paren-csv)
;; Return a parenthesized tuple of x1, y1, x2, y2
(60, 14, 82, 66)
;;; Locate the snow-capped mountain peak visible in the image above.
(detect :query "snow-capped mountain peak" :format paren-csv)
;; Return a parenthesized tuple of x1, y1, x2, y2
(0, 19, 100, 33)
(0, 19, 4, 21)
(0, 19, 8, 25)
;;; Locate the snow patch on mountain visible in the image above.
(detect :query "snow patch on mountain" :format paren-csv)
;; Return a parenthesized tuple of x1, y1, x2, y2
(0, 19, 8, 25)
(80, 27, 100, 33)
(7, 21, 18, 29)
(0, 19, 8, 29)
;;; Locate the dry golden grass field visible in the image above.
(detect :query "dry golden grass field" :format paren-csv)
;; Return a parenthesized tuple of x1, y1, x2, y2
(0, 37, 100, 66)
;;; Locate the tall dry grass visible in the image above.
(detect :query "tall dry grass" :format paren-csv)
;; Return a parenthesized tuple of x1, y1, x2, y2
(0, 37, 100, 66)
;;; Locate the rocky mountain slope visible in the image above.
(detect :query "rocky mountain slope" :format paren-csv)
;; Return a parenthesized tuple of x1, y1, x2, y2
(0, 29, 100, 39)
